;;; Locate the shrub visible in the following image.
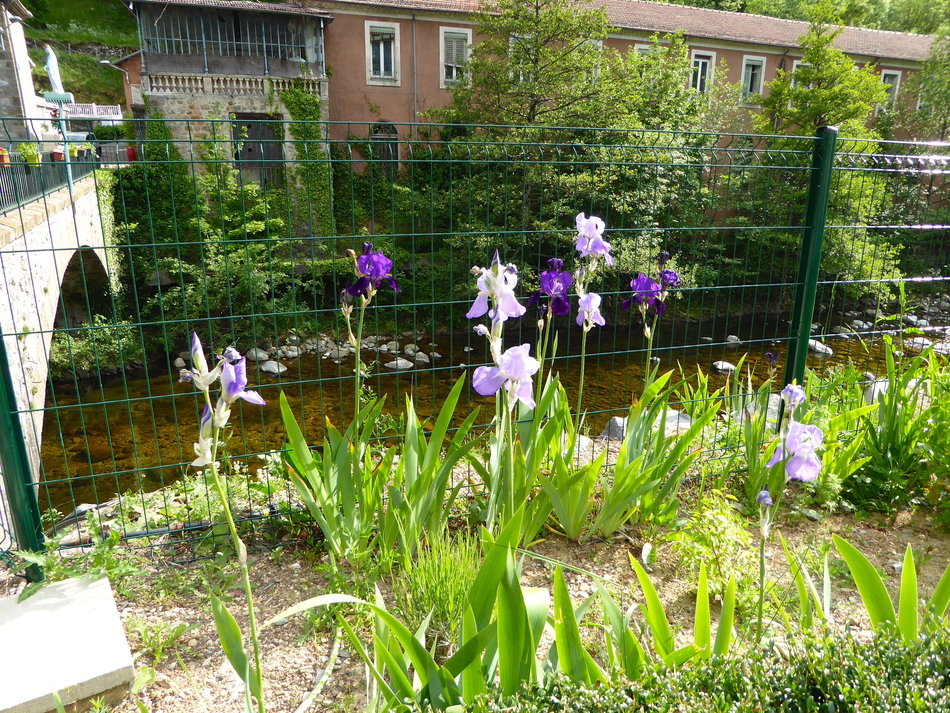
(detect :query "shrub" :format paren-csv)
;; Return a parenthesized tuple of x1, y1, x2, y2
(48, 315, 144, 378)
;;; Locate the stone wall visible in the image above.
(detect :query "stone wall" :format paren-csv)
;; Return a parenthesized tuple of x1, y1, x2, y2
(0, 177, 110, 501)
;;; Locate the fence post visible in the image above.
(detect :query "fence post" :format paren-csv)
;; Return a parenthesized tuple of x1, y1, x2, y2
(0, 338, 44, 582)
(784, 125, 838, 389)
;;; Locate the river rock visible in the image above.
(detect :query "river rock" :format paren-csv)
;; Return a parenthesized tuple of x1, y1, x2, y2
(905, 337, 933, 353)
(173, 357, 186, 369)
(902, 314, 919, 326)
(934, 342, 950, 356)
(260, 360, 288, 375)
(281, 346, 301, 359)
(385, 358, 414, 371)
(700, 336, 713, 343)
(325, 345, 350, 360)
(808, 339, 833, 356)
(917, 318, 930, 328)
(660, 409, 694, 437)
(404, 344, 420, 356)
(939, 300, 950, 310)
(712, 361, 736, 374)
(851, 320, 872, 331)
(725, 335, 740, 343)
(430, 351, 442, 359)
(385, 341, 399, 352)
(246, 347, 270, 362)
(831, 326, 853, 336)
(413, 351, 430, 365)
(598, 416, 627, 441)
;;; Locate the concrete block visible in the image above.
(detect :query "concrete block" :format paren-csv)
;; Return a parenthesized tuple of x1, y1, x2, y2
(0, 577, 134, 713)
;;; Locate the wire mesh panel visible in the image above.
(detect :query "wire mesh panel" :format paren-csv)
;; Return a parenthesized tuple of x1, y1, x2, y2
(0, 118, 945, 558)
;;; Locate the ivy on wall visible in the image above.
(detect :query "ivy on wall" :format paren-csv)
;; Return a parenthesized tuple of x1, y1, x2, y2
(279, 80, 335, 238)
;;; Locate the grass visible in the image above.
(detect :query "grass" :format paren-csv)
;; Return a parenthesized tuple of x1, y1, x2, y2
(23, 0, 138, 48)
(28, 48, 126, 108)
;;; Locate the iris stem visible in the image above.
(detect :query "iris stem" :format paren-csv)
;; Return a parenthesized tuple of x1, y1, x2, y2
(205, 392, 265, 713)
(577, 328, 589, 421)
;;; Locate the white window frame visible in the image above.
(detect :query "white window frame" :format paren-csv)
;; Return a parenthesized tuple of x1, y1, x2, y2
(877, 69, 902, 116)
(510, 34, 533, 83)
(634, 43, 653, 55)
(365, 21, 400, 86)
(741, 55, 766, 103)
(440, 26, 472, 89)
(791, 59, 809, 88)
(690, 50, 716, 93)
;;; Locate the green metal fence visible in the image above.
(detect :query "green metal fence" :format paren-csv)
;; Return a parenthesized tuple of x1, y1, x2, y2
(0, 119, 947, 566)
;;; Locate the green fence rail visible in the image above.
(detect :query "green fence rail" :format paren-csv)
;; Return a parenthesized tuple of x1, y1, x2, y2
(0, 153, 98, 214)
(0, 119, 947, 567)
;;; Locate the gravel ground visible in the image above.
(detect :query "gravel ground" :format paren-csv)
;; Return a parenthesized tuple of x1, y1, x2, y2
(2, 507, 949, 713)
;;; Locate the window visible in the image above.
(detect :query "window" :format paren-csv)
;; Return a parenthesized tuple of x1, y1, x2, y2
(634, 44, 653, 56)
(690, 51, 715, 93)
(370, 122, 399, 177)
(365, 21, 400, 85)
(440, 27, 471, 89)
(791, 60, 809, 88)
(741, 56, 766, 102)
(510, 34, 532, 83)
(233, 113, 282, 186)
(877, 70, 901, 115)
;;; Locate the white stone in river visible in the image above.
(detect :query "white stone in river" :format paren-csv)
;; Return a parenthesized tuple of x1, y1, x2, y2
(712, 361, 736, 374)
(430, 351, 442, 359)
(917, 319, 930, 328)
(463, 346, 473, 352)
(384, 358, 415, 371)
(325, 346, 349, 360)
(598, 416, 627, 441)
(808, 339, 833, 356)
(260, 360, 288, 375)
(404, 344, 420, 356)
(246, 347, 270, 362)
(281, 346, 301, 359)
(660, 409, 694, 438)
(385, 341, 399, 351)
(905, 337, 933, 353)
(725, 335, 740, 343)
(413, 351, 430, 364)
(173, 357, 186, 369)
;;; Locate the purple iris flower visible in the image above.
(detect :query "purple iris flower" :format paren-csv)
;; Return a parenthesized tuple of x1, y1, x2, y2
(183, 333, 223, 391)
(657, 251, 671, 267)
(767, 421, 824, 482)
(756, 487, 773, 507)
(765, 351, 779, 368)
(467, 252, 526, 324)
(346, 242, 401, 297)
(472, 343, 540, 411)
(220, 358, 266, 407)
(659, 269, 680, 287)
(221, 346, 242, 363)
(575, 213, 614, 266)
(529, 258, 573, 316)
(576, 291, 605, 330)
(620, 273, 662, 312)
(781, 383, 806, 411)
(192, 403, 215, 467)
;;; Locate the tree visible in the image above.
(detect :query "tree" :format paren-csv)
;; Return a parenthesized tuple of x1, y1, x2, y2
(439, 0, 616, 127)
(895, 33, 950, 141)
(754, 3, 889, 136)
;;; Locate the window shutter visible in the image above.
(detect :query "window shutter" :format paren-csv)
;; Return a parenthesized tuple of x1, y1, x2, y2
(444, 33, 466, 65)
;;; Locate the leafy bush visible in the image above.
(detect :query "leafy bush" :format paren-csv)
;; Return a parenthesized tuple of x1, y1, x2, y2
(48, 315, 144, 378)
(474, 630, 950, 712)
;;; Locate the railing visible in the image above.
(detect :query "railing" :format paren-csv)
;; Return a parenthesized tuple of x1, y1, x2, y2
(145, 73, 325, 96)
(0, 153, 98, 215)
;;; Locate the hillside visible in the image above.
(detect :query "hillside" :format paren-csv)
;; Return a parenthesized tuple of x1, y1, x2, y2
(20, 0, 137, 110)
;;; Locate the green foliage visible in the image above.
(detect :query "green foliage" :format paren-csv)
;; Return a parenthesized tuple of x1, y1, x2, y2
(848, 340, 933, 508)
(280, 81, 335, 237)
(475, 629, 950, 712)
(898, 34, 950, 141)
(754, 3, 889, 137)
(669, 490, 758, 620)
(391, 533, 481, 653)
(28, 47, 125, 107)
(834, 534, 950, 641)
(128, 618, 201, 665)
(48, 315, 144, 379)
(22, 0, 137, 46)
(593, 371, 718, 538)
(16, 512, 148, 601)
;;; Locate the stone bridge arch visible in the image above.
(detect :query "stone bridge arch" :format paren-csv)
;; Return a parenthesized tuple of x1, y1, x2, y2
(0, 177, 111, 488)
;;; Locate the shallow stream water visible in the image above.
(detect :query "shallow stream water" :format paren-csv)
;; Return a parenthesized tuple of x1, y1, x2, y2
(37, 312, 933, 513)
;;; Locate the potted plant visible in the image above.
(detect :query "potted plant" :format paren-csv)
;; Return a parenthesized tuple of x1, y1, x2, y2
(79, 142, 94, 158)
(68, 143, 79, 158)
(17, 142, 40, 166)
(0, 147, 9, 165)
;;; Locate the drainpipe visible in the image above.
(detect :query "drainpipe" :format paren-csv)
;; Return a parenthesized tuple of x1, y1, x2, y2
(200, 12, 209, 73)
(412, 11, 417, 140)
